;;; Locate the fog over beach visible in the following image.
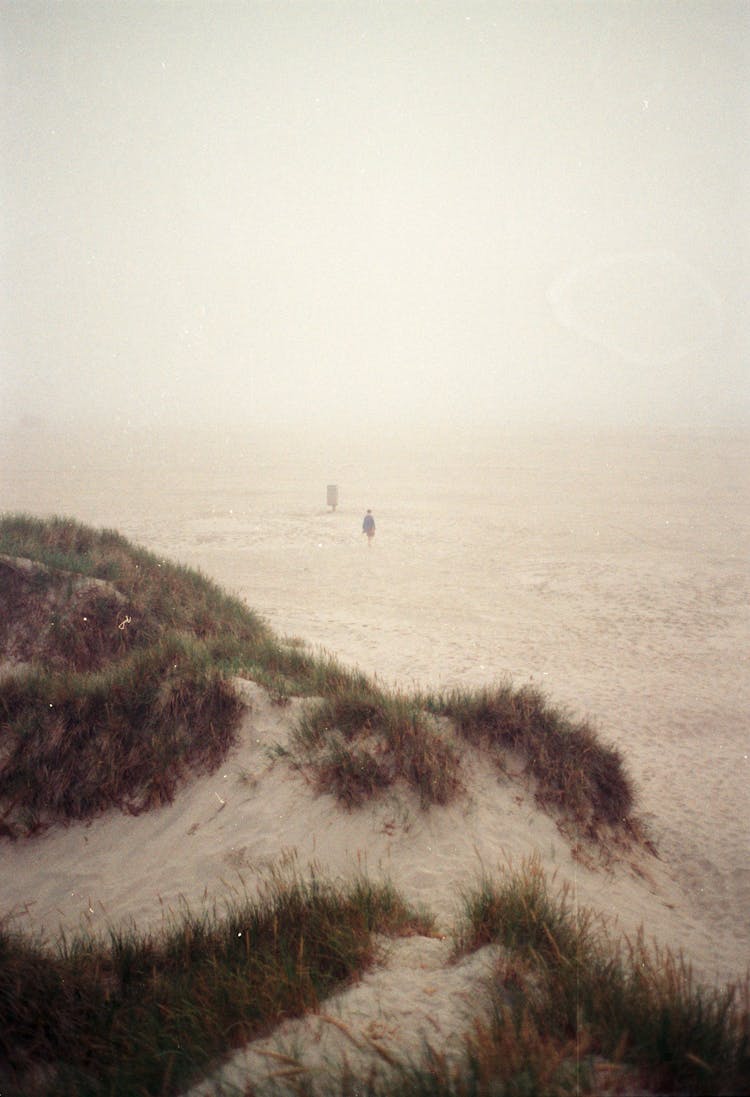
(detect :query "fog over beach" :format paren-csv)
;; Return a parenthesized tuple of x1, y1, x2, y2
(1, 1, 749, 1088)
(2, 1, 747, 435)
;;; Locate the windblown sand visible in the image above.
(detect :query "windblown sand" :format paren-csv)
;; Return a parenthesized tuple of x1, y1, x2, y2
(1, 425, 748, 1092)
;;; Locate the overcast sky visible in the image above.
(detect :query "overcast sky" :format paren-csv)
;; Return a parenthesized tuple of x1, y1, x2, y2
(2, 1, 748, 433)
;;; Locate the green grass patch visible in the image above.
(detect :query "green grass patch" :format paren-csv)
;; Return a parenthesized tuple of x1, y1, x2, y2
(316, 865, 748, 1096)
(0, 513, 268, 657)
(0, 634, 244, 836)
(432, 683, 634, 833)
(288, 680, 463, 809)
(0, 872, 432, 1097)
(0, 513, 275, 834)
(447, 857, 750, 1096)
(236, 639, 372, 703)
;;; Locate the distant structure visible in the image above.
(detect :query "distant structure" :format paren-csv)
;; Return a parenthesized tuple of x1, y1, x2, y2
(326, 484, 339, 511)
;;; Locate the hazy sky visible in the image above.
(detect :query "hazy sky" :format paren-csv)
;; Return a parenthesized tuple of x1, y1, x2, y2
(2, 1, 748, 433)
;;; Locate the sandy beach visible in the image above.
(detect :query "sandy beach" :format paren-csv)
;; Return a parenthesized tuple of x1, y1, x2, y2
(1, 423, 748, 1090)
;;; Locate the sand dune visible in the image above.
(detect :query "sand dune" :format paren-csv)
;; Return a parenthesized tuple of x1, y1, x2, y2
(1, 426, 748, 1092)
(0, 678, 741, 1093)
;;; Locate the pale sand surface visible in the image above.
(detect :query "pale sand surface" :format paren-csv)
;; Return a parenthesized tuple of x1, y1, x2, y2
(1, 425, 748, 1091)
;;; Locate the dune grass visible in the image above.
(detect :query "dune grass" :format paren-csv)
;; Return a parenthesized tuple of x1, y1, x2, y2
(285, 863, 748, 1097)
(428, 683, 635, 835)
(286, 681, 463, 809)
(282, 676, 638, 837)
(2, 511, 429, 832)
(0, 871, 432, 1097)
(4, 848, 742, 1097)
(0, 514, 270, 836)
(0, 513, 268, 658)
(444, 857, 750, 1097)
(0, 634, 244, 835)
(1, 513, 639, 840)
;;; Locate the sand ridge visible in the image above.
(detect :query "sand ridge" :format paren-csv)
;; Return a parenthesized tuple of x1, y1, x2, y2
(1, 427, 748, 1091)
(0, 678, 739, 1094)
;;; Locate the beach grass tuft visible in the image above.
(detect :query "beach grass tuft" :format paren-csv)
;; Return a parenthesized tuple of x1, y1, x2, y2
(432, 683, 635, 832)
(445, 857, 750, 1097)
(0, 513, 270, 835)
(289, 681, 463, 809)
(0, 871, 432, 1097)
(0, 635, 244, 835)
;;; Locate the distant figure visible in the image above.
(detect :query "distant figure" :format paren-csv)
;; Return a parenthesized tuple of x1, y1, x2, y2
(362, 509, 375, 545)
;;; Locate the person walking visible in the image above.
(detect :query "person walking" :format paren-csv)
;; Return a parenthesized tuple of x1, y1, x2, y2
(362, 509, 375, 545)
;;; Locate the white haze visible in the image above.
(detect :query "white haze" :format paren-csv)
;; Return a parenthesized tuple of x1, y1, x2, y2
(1, 1, 748, 435)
